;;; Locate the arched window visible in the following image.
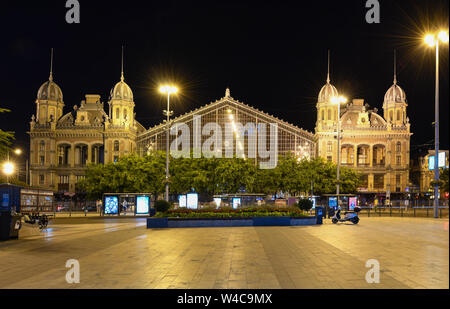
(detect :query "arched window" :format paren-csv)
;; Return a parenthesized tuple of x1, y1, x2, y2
(124, 109, 127, 120)
(116, 108, 120, 119)
(389, 111, 393, 122)
(397, 110, 400, 121)
(328, 109, 331, 120)
(114, 140, 119, 152)
(396, 142, 401, 152)
(321, 110, 324, 120)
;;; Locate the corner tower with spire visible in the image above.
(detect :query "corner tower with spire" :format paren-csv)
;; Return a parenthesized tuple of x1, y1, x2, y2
(108, 46, 135, 127)
(316, 50, 340, 131)
(383, 50, 408, 126)
(35, 48, 64, 124)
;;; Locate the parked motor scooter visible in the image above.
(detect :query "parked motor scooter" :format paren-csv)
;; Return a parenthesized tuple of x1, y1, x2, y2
(331, 206, 360, 224)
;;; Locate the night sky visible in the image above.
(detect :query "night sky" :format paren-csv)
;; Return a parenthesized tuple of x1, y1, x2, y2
(1, 0, 449, 159)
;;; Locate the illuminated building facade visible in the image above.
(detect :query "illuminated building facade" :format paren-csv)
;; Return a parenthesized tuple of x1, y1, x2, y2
(315, 59, 412, 199)
(28, 61, 145, 192)
(417, 150, 449, 193)
(137, 89, 316, 167)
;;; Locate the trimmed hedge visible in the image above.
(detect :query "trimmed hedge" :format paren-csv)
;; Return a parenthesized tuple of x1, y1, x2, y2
(154, 206, 309, 218)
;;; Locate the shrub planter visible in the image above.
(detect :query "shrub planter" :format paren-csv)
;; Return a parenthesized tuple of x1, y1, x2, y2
(253, 217, 291, 226)
(146, 217, 168, 228)
(290, 217, 317, 226)
(147, 216, 318, 229)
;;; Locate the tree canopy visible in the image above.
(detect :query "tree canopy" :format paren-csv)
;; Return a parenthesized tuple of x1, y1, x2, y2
(78, 152, 361, 200)
(0, 108, 15, 158)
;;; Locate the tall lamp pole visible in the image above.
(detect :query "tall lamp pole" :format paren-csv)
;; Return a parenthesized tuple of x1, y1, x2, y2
(424, 30, 449, 218)
(159, 85, 178, 202)
(331, 95, 347, 206)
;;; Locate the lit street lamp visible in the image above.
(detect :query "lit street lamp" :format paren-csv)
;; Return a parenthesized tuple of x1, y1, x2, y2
(331, 95, 348, 206)
(159, 85, 178, 202)
(424, 30, 449, 218)
(2, 161, 15, 183)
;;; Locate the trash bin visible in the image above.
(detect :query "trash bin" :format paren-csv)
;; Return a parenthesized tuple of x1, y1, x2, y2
(9, 214, 21, 239)
(0, 211, 12, 241)
(0, 212, 21, 241)
(315, 206, 324, 225)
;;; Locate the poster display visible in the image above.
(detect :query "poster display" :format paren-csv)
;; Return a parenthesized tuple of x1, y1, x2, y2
(213, 198, 222, 208)
(179, 195, 187, 208)
(186, 193, 198, 209)
(349, 197, 357, 211)
(105, 196, 118, 214)
(329, 197, 337, 209)
(136, 196, 150, 214)
(429, 152, 447, 170)
(232, 197, 241, 209)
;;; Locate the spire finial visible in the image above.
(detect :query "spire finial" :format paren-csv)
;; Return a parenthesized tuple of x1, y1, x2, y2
(49, 48, 54, 81)
(326, 49, 331, 83)
(393, 49, 397, 85)
(121, 45, 124, 81)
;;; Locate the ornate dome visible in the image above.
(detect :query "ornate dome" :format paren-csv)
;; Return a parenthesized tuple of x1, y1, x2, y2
(318, 82, 339, 103)
(110, 77, 133, 102)
(384, 83, 406, 104)
(37, 78, 63, 103)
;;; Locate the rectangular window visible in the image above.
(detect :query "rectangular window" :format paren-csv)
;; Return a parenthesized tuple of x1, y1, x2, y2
(59, 175, 69, 184)
(75, 175, 85, 183)
(39, 174, 45, 185)
(327, 142, 332, 153)
(114, 156, 119, 163)
(396, 155, 401, 165)
(40, 155, 45, 166)
(327, 156, 332, 162)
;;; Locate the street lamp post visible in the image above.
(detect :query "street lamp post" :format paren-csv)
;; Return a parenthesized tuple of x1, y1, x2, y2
(159, 85, 178, 202)
(2, 161, 15, 183)
(331, 96, 348, 206)
(424, 30, 449, 218)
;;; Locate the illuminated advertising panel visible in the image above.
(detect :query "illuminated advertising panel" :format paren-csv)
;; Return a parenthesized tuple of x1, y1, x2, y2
(310, 197, 316, 209)
(213, 198, 222, 208)
(349, 197, 357, 211)
(329, 197, 337, 209)
(232, 198, 241, 209)
(136, 196, 150, 214)
(104, 196, 118, 214)
(429, 152, 447, 170)
(179, 195, 187, 208)
(186, 193, 198, 209)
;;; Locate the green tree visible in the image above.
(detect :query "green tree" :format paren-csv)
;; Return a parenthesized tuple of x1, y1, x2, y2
(0, 108, 15, 158)
(215, 157, 257, 193)
(439, 168, 449, 194)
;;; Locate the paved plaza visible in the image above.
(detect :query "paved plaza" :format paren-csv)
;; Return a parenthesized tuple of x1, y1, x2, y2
(0, 217, 448, 289)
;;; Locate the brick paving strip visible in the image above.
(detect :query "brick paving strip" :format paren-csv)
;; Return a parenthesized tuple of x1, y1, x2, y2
(0, 217, 447, 289)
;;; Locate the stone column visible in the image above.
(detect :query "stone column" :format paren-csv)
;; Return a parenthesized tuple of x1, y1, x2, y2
(70, 144, 75, 167)
(87, 145, 92, 164)
(369, 145, 373, 168)
(368, 174, 374, 191)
